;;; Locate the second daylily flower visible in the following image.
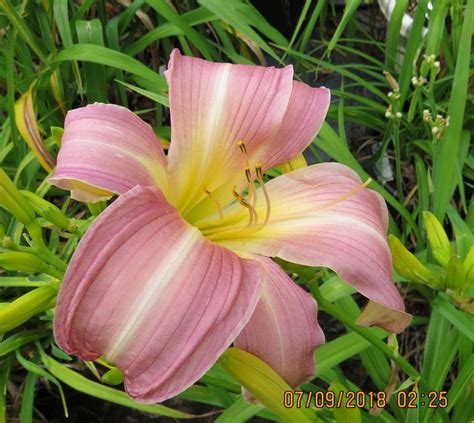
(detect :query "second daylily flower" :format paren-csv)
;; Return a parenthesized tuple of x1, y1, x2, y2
(50, 49, 410, 403)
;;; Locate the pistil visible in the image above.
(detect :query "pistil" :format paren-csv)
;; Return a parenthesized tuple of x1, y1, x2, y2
(204, 186, 224, 223)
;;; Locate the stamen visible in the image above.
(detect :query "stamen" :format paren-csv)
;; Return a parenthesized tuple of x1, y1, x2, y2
(233, 186, 257, 227)
(237, 141, 258, 216)
(204, 186, 224, 222)
(255, 163, 271, 230)
(237, 140, 251, 168)
(244, 167, 258, 222)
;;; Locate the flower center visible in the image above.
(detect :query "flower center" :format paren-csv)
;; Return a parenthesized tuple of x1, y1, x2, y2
(192, 141, 272, 239)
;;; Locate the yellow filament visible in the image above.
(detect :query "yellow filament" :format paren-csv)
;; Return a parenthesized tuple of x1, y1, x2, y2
(244, 167, 258, 222)
(204, 187, 224, 222)
(238, 141, 258, 217)
(255, 163, 271, 230)
(233, 186, 257, 227)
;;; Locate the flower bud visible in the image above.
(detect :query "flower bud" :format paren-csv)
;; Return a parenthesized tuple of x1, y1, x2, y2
(383, 71, 399, 91)
(422, 211, 451, 268)
(389, 235, 441, 288)
(0, 251, 47, 273)
(0, 284, 58, 332)
(101, 367, 124, 385)
(277, 154, 307, 174)
(464, 246, 474, 287)
(51, 127, 64, 147)
(445, 255, 466, 292)
(0, 169, 35, 225)
(20, 190, 71, 230)
(219, 348, 315, 422)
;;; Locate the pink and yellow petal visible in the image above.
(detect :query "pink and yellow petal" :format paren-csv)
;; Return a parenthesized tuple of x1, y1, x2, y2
(54, 185, 261, 403)
(235, 257, 324, 389)
(49, 103, 168, 202)
(214, 163, 410, 333)
(257, 81, 330, 171)
(164, 49, 293, 214)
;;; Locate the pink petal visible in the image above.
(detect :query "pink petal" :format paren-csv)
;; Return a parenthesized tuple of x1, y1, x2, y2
(235, 257, 324, 389)
(49, 103, 167, 202)
(258, 81, 330, 171)
(164, 49, 294, 213)
(215, 163, 410, 333)
(54, 185, 261, 402)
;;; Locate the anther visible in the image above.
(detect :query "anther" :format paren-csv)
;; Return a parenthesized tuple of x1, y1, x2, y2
(237, 141, 247, 154)
(244, 167, 252, 183)
(255, 163, 263, 180)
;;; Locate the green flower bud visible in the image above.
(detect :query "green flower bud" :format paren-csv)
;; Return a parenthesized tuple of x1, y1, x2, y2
(463, 246, 474, 287)
(389, 235, 441, 288)
(101, 367, 124, 386)
(219, 348, 315, 422)
(0, 285, 58, 332)
(20, 190, 71, 230)
(0, 169, 35, 225)
(445, 255, 466, 292)
(0, 251, 47, 273)
(423, 211, 452, 268)
(51, 127, 64, 147)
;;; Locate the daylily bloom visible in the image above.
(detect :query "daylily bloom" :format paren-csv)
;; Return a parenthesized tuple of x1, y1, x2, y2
(51, 50, 410, 403)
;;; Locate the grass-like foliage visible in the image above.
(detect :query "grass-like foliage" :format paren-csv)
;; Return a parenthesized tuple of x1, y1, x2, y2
(0, 0, 473, 422)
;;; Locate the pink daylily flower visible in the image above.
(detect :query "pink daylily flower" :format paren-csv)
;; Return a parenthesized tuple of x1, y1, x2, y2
(51, 49, 410, 403)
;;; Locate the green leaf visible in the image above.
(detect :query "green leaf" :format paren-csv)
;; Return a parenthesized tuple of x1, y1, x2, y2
(16, 351, 69, 417)
(76, 19, 108, 103)
(53, 44, 166, 93)
(199, 0, 286, 62)
(146, 0, 216, 61)
(316, 330, 388, 375)
(0, 330, 49, 356)
(19, 371, 38, 423)
(432, 0, 474, 219)
(39, 352, 195, 418)
(115, 80, 169, 107)
(398, 0, 429, 102)
(447, 204, 474, 259)
(385, 0, 408, 71)
(215, 396, 264, 423)
(0, 0, 47, 62)
(326, 0, 361, 56)
(446, 355, 474, 412)
(433, 294, 474, 342)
